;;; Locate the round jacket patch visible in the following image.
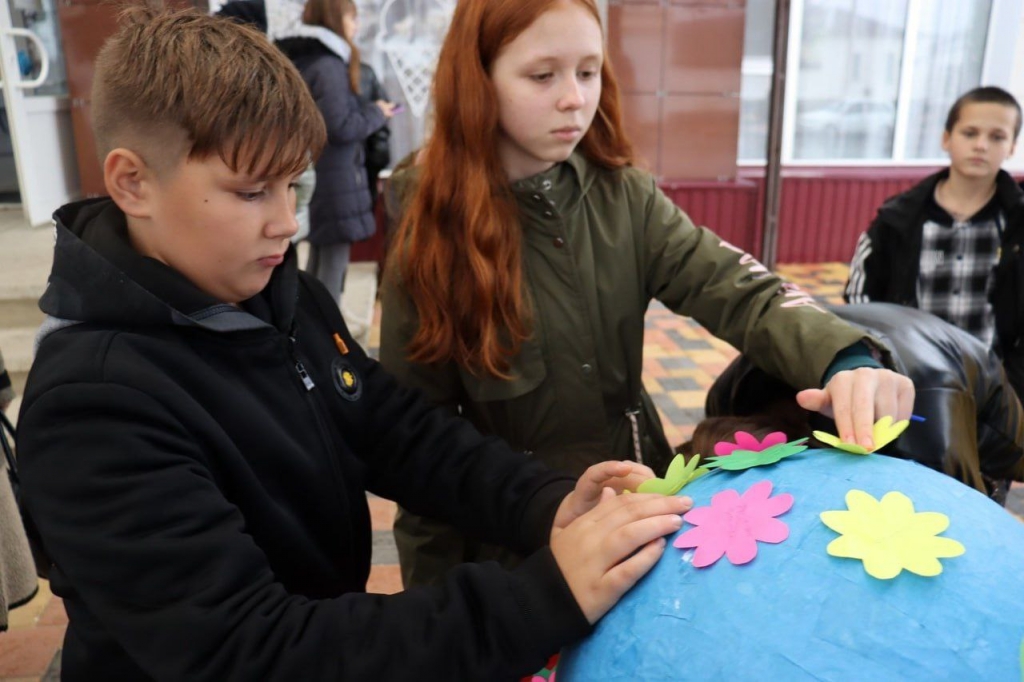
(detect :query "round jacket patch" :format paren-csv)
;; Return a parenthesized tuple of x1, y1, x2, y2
(331, 357, 362, 401)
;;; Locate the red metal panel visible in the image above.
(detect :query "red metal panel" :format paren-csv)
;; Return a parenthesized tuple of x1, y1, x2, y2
(659, 179, 760, 254)
(733, 167, 944, 263)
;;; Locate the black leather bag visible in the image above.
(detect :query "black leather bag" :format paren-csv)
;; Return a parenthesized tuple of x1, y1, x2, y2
(365, 126, 391, 176)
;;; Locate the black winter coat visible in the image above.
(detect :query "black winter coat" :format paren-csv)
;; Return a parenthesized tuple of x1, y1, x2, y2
(16, 198, 588, 680)
(278, 37, 387, 245)
(706, 303, 1024, 496)
(843, 169, 1024, 400)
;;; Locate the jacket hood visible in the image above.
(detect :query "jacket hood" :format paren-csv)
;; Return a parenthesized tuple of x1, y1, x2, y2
(39, 198, 297, 345)
(275, 32, 350, 63)
(875, 168, 947, 228)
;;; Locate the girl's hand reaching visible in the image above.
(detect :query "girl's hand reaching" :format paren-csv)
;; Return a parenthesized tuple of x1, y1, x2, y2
(796, 367, 914, 450)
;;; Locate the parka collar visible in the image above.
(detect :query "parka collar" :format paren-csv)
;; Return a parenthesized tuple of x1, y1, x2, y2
(509, 151, 599, 215)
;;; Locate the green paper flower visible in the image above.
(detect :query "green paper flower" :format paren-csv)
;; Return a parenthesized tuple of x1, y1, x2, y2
(636, 454, 710, 495)
(813, 415, 910, 455)
(703, 438, 809, 471)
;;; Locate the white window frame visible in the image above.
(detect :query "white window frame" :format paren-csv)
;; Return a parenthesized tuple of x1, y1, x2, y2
(739, 0, 1022, 167)
(988, 0, 1024, 172)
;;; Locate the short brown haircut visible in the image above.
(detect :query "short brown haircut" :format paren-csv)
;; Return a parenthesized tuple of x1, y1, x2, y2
(945, 86, 1022, 140)
(92, 4, 326, 178)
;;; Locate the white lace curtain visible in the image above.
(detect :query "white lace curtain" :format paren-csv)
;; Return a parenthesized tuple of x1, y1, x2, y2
(209, 0, 454, 165)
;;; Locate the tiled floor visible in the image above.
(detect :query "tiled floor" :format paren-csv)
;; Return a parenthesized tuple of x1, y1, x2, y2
(637, 261, 850, 447)
(2, 262, 1021, 680)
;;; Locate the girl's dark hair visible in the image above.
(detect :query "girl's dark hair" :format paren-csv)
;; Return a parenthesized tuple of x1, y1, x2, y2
(676, 416, 795, 463)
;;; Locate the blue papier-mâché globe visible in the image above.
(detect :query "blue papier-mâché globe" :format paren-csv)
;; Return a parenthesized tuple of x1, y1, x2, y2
(558, 448, 1024, 681)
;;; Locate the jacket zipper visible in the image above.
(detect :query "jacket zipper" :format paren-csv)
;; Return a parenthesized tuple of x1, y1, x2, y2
(285, 334, 360, 571)
(295, 356, 315, 391)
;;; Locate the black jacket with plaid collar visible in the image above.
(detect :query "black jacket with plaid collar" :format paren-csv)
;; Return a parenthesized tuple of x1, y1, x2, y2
(16, 198, 587, 681)
(844, 168, 1024, 399)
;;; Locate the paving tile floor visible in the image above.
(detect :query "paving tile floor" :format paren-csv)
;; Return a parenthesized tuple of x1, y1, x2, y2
(2, 262, 1021, 680)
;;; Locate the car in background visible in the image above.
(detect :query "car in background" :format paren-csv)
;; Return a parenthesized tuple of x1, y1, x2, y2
(797, 99, 896, 140)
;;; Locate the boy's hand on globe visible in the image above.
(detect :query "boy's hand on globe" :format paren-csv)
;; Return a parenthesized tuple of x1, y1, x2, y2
(550, 488, 689, 623)
(550, 460, 654, 536)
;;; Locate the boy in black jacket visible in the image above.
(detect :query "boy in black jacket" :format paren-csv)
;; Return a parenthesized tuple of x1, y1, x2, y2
(845, 86, 1024, 401)
(15, 9, 689, 680)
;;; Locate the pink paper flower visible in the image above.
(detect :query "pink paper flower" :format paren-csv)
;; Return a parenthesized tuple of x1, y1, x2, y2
(673, 480, 793, 567)
(714, 431, 787, 456)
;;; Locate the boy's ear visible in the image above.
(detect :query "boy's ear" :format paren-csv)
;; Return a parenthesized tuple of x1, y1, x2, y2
(104, 148, 157, 219)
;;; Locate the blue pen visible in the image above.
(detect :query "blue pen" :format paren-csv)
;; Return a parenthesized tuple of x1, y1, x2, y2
(910, 414, 926, 423)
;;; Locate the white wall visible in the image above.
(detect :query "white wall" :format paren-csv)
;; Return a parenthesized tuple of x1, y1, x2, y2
(1002, 4, 1024, 172)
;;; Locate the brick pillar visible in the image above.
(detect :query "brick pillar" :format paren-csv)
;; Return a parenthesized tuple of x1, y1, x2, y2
(608, 0, 745, 182)
(59, 0, 199, 199)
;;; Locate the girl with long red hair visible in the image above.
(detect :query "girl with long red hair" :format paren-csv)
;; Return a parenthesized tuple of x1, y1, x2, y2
(381, 0, 914, 589)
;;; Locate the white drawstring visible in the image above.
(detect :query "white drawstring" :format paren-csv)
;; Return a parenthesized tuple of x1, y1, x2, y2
(625, 408, 643, 465)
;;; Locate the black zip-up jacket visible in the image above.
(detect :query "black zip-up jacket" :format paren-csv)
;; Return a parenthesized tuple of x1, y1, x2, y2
(844, 168, 1024, 399)
(16, 198, 588, 680)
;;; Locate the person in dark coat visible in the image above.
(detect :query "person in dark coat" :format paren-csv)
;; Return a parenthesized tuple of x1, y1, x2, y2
(0, 346, 37, 632)
(0, 348, 12, 414)
(699, 303, 1024, 504)
(277, 0, 394, 306)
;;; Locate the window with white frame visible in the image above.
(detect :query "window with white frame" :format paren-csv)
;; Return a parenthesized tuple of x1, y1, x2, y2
(739, 0, 1009, 165)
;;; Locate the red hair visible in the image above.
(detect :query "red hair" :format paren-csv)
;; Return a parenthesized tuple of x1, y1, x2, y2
(392, 0, 633, 378)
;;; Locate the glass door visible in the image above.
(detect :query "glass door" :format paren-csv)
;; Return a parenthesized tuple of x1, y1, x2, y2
(0, 0, 78, 226)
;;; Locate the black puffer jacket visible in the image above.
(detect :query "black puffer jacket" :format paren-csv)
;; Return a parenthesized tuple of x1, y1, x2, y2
(706, 303, 1024, 497)
(277, 37, 387, 245)
(16, 198, 587, 680)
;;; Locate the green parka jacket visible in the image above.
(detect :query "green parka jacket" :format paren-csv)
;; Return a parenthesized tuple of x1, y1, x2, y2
(381, 153, 890, 586)
(381, 153, 880, 478)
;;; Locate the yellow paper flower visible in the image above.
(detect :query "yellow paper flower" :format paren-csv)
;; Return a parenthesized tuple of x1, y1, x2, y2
(820, 489, 965, 579)
(813, 415, 910, 454)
